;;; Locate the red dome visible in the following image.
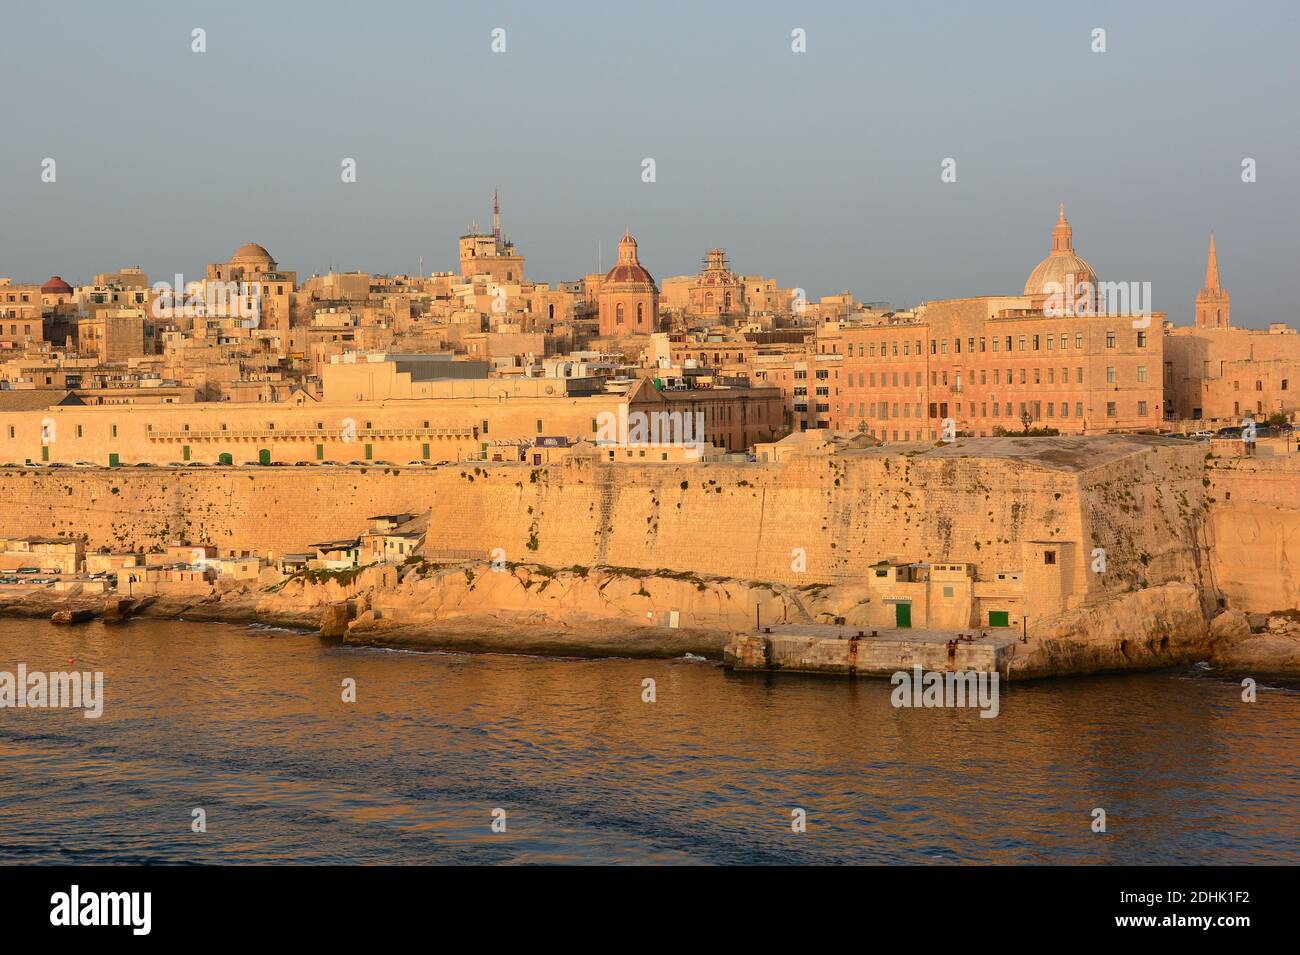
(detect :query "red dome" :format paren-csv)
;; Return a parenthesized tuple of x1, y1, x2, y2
(605, 263, 656, 285)
(41, 276, 73, 294)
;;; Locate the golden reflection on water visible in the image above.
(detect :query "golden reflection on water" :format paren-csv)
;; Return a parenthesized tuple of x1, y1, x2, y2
(0, 619, 1296, 864)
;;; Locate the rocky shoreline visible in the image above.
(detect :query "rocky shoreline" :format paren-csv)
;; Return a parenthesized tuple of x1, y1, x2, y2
(2, 562, 1298, 678)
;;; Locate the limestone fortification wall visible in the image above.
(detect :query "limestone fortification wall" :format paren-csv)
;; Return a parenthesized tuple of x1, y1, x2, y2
(0, 439, 1215, 604)
(431, 453, 1082, 586)
(1077, 439, 1212, 606)
(0, 466, 438, 556)
(1206, 455, 1300, 613)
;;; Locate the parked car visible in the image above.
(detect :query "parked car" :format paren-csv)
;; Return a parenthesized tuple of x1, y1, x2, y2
(135, 462, 155, 467)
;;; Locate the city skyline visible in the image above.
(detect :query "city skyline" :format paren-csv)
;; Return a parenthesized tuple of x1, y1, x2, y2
(2, 1, 1297, 326)
(1, 0, 1298, 893)
(0, 196, 1251, 324)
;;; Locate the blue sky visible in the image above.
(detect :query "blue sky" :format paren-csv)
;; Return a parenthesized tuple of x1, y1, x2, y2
(1, 0, 1297, 326)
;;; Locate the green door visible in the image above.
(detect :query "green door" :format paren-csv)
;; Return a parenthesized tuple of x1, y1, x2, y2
(108, 453, 120, 468)
(989, 610, 1010, 627)
(218, 453, 233, 466)
(895, 602, 912, 628)
(182, 445, 191, 461)
(258, 449, 271, 465)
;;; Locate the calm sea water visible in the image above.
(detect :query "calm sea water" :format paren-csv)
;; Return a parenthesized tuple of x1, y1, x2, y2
(0, 618, 1296, 865)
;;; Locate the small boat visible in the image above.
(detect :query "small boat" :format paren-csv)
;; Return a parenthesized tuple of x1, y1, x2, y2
(51, 609, 96, 625)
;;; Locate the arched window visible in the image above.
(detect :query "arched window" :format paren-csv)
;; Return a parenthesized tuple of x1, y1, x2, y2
(616, 303, 625, 324)
(705, 291, 714, 308)
(636, 303, 644, 324)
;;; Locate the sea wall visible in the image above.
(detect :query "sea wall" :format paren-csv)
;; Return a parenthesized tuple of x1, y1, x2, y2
(0, 439, 1213, 606)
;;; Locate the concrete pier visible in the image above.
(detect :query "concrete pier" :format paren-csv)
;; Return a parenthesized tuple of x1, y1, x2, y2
(723, 624, 1020, 678)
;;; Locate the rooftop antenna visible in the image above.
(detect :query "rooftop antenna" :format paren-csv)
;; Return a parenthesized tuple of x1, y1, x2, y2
(492, 189, 501, 249)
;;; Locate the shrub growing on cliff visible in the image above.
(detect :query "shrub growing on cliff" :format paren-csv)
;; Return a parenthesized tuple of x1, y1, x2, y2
(291, 567, 364, 587)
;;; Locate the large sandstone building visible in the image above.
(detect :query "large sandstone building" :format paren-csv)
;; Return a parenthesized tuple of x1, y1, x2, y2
(817, 207, 1163, 437)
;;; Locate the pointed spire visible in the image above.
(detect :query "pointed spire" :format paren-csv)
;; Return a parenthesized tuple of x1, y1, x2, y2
(1204, 232, 1221, 292)
(1195, 231, 1230, 328)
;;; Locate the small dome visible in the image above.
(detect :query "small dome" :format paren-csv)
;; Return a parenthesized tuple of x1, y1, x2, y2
(41, 276, 73, 294)
(606, 230, 655, 286)
(230, 242, 274, 265)
(1024, 204, 1098, 299)
(605, 263, 656, 285)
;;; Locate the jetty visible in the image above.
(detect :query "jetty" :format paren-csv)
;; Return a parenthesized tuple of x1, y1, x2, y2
(724, 624, 1020, 678)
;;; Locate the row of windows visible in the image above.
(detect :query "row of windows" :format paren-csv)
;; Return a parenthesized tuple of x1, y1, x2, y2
(847, 399, 1150, 420)
(844, 330, 1150, 359)
(839, 365, 1154, 390)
